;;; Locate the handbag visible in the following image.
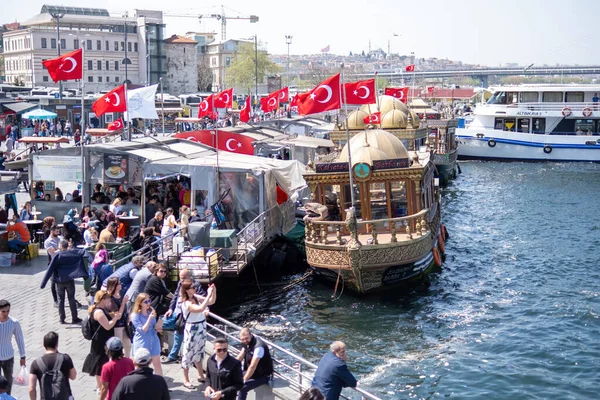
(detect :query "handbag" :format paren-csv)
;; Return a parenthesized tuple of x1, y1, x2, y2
(125, 320, 135, 340)
(174, 311, 189, 334)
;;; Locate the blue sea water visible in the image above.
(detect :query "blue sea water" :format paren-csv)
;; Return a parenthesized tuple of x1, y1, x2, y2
(226, 162, 600, 399)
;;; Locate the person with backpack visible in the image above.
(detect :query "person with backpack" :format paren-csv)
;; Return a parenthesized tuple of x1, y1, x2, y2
(28, 331, 76, 400)
(82, 291, 123, 395)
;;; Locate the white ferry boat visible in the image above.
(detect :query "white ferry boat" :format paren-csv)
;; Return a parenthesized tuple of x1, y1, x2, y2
(457, 85, 600, 161)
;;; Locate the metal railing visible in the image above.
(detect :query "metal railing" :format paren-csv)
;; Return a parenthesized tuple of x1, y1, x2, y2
(236, 200, 297, 254)
(305, 209, 430, 245)
(206, 312, 382, 400)
(480, 101, 599, 114)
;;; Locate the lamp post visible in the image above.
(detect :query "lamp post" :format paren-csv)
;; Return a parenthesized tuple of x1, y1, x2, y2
(254, 35, 258, 108)
(50, 12, 65, 99)
(123, 12, 129, 84)
(285, 35, 292, 87)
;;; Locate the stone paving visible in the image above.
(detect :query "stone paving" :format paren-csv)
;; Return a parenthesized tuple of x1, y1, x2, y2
(0, 252, 210, 400)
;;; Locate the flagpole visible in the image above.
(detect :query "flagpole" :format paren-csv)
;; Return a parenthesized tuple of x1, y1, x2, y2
(374, 71, 380, 113)
(212, 92, 220, 200)
(80, 43, 85, 210)
(160, 77, 165, 136)
(341, 63, 356, 209)
(124, 81, 130, 141)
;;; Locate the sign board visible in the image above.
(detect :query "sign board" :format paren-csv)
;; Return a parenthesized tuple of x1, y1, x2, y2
(56, 105, 66, 110)
(315, 162, 349, 173)
(44, 181, 55, 191)
(372, 158, 410, 170)
(103, 154, 129, 185)
(32, 156, 82, 181)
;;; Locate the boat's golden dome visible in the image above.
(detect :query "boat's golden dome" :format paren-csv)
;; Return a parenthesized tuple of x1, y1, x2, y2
(380, 109, 408, 129)
(338, 129, 409, 165)
(343, 110, 368, 130)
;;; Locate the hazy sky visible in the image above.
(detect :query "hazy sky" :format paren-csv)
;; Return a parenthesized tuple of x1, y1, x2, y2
(4, 0, 600, 66)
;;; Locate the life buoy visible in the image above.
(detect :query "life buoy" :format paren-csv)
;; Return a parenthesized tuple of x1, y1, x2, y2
(432, 247, 442, 267)
(543, 145, 552, 154)
(441, 224, 449, 241)
(438, 234, 445, 253)
(582, 107, 593, 117)
(488, 139, 497, 148)
(561, 107, 572, 117)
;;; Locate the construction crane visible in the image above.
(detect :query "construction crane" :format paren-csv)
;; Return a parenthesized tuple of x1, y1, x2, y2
(164, 6, 258, 40)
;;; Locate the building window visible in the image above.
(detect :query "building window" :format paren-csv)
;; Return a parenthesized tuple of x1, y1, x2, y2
(88, 60, 93, 70)
(98, 76, 103, 82)
(114, 61, 119, 71)
(106, 61, 110, 70)
(225, 57, 231, 66)
(184, 62, 186, 67)
(211, 57, 216, 66)
(115, 77, 119, 82)
(96, 40, 101, 50)
(120, 42, 124, 51)
(60, 39, 66, 50)
(127, 42, 132, 52)
(51, 38, 56, 49)
(87, 40, 92, 50)
(43, 76, 49, 82)
(97, 60, 102, 70)
(134, 43, 138, 52)
(74, 39, 79, 49)
(88, 76, 93, 82)
(105, 40, 109, 51)
(114, 41, 118, 51)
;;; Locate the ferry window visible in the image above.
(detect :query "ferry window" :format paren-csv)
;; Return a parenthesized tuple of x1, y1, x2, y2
(503, 118, 516, 132)
(565, 92, 584, 103)
(488, 91, 506, 104)
(542, 92, 563, 102)
(532, 118, 545, 134)
(519, 92, 538, 103)
(507, 92, 518, 104)
(494, 118, 504, 130)
(517, 118, 530, 133)
(389, 181, 407, 218)
(369, 183, 388, 220)
(575, 119, 594, 135)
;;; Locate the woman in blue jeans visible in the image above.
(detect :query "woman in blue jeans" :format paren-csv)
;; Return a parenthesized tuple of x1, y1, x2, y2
(130, 293, 163, 375)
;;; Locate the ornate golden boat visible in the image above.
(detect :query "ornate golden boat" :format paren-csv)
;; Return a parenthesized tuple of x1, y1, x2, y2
(302, 126, 445, 294)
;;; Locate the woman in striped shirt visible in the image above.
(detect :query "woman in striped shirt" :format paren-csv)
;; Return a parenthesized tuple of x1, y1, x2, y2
(0, 299, 26, 396)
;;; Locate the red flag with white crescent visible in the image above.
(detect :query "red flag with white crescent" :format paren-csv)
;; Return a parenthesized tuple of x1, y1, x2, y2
(216, 131, 254, 155)
(107, 118, 123, 131)
(240, 96, 251, 123)
(344, 79, 376, 105)
(213, 88, 233, 108)
(405, 64, 415, 72)
(42, 48, 83, 82)
(363, 112, 381, 124)
(92, 84, 126, 117)
(198, 94, 215, 118)
(384, 87, 409, 104)
(297, 74, 341, 115)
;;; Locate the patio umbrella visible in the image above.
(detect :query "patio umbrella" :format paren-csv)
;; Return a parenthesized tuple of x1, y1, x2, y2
(22, 108, 57, 120)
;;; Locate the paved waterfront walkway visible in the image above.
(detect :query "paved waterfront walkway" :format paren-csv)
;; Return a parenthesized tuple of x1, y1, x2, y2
(1, 254, 209, 400)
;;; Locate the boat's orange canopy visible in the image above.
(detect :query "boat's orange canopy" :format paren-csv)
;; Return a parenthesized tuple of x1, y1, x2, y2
(86, 128, 121, 136)
(18, 137, 70, 144)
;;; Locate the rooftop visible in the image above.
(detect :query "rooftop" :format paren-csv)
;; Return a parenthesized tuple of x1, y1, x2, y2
(40, 4, 110, 17)
(164, 34, 198, 45)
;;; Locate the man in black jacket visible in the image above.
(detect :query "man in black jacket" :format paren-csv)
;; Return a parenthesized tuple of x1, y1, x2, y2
(40, 240, 92, 324)
(112, 348, 169, 400)
(236, 328, 273, 400)
(204, 338, 243, 400)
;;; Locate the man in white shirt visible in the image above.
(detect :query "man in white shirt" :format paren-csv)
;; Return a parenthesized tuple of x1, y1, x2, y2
(0, 300, 26, 396)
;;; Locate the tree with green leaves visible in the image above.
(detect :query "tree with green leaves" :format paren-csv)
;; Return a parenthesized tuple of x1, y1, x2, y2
(225, 42, 280, 93)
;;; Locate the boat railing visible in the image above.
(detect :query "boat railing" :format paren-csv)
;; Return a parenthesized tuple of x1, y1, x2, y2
(236, 200, 296, 254)
(482, 101, 599, 114)
(206, 311, 383, 400)
(305, 209, 431, 245)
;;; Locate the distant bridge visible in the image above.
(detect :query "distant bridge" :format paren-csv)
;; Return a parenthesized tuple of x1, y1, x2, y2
(352, 66, 600, 87)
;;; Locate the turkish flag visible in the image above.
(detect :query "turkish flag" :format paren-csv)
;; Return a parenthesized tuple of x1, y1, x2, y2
(290, 94, 299, 108)
(42, 48, 83, 82)
(344, 79, 376, 105)
(275, 87, 289, 103)
(363, 112, 381, 124)
(216, 131, 254, 155)
(384, 87, 409, 104)
(261, 96, 277, 113)
(405, 64, 415, 72)
(214, 88, 233, 108)
(107, 118, 124, 131)
(427, 86, 435, 93)
(297, 74, 341, 115)
(174, 130, 215, 147)
(92, 84, 126, 117)
(198, 94, 215, 118)
(240, 96, 251, 123)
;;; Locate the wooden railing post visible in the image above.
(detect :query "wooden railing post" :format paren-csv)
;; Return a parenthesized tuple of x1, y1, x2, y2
(336, 225, 343, 245)
(371, 224, 378, 245)
(390, 223, 397, 243)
